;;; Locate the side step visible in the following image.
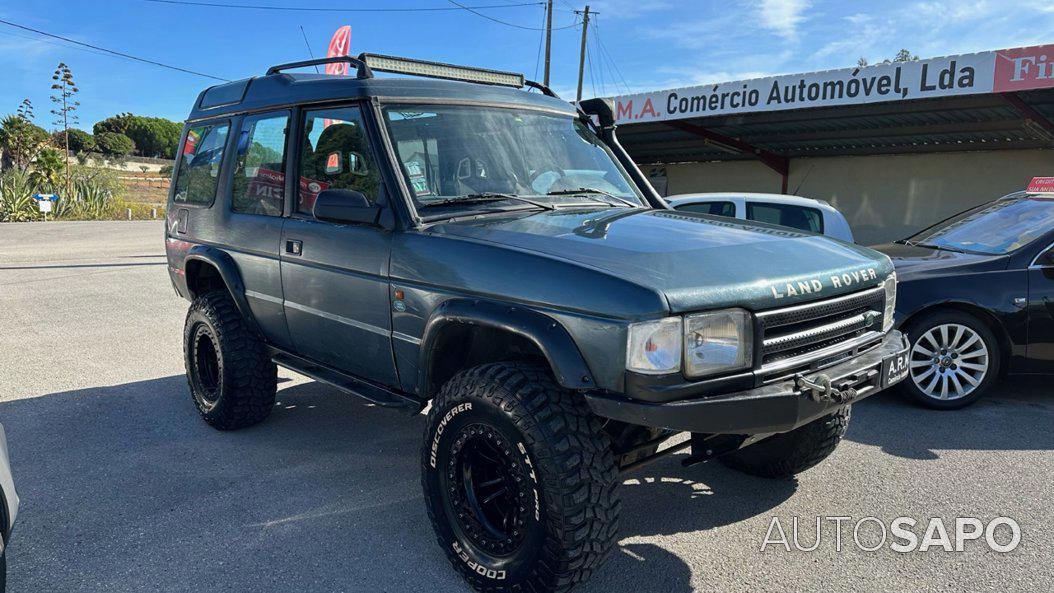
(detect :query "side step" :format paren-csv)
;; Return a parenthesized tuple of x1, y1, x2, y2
(272, 352, 425, 413)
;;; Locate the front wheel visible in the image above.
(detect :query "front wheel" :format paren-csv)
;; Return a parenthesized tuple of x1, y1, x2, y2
(421, 363, 620, 593)
(897, 310, 1000, 410)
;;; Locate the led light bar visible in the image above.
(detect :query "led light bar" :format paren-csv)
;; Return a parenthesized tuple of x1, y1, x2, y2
(359, 53, 525, 88)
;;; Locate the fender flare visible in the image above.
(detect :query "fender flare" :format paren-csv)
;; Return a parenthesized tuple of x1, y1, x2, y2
(417, 299, 595, 396)
(184, 245, 263, 337)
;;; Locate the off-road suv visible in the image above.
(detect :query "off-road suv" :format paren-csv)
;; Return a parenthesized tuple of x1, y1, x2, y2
(166, 54, 909, 593)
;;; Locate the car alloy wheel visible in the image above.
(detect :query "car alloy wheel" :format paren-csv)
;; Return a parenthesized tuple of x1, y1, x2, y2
(908, 323, 989, 401)
(445, 423, 532, 557)
(191, 325, 222, 409)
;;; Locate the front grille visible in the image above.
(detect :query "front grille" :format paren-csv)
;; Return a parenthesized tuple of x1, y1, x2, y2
(757, 287, 885, 369)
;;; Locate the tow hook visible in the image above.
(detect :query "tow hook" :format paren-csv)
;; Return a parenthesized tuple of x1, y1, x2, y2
(795, 373, 858, 403)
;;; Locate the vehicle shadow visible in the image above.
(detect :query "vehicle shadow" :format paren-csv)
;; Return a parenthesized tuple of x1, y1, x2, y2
(0, 375, 776, 593)
(844, 377, 1054, 460)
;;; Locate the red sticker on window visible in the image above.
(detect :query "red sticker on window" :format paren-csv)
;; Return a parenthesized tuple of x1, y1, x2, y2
(326, 152, 341, 174)
(1027, 177, 1054, 193)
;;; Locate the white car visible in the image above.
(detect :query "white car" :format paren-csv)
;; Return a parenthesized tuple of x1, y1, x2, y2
(667, 192, 855, 242)
(0, 425, 16, 593)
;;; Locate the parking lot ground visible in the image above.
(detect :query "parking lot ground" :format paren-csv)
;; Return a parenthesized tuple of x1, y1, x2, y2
(1, 221, 1052, 592)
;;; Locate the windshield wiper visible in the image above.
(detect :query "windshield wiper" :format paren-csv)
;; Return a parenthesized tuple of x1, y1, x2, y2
(421, 193, 555, 211)
(547, 187, 637, 208)
(913, 243, 992, 255)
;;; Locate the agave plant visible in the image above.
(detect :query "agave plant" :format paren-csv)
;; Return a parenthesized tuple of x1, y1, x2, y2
(0, 169, 40, 222)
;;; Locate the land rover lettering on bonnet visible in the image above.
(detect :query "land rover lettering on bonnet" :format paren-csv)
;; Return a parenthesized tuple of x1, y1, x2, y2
(164, 53, 908, 593)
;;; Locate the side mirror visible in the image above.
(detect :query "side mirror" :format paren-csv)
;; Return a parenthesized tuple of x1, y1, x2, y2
(312, 189, 380, 225)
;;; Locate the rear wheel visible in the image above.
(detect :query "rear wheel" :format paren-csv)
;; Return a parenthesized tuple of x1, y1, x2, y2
(897, 310, 1000, 410)
(720, 407, 851, 479)
(421, 363, 619, 593)
(184, 291, 277, 430)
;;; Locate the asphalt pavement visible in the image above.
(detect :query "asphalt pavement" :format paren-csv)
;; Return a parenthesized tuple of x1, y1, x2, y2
(0, 221, 1051, 592)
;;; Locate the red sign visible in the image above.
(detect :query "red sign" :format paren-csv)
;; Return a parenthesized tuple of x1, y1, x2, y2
(993, 45, 1054, 92)
(1027, 177, 1054, 193)
(325, 26, 352, 76)
(245, 168, 330, 211)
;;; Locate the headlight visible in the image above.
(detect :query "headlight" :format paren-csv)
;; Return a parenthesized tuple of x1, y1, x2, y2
(684, 309, 753, 378)
(881, 272, 897, 332)
(626, 317, 682, 374)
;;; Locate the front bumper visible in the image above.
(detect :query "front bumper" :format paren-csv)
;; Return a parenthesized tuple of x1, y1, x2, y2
(0, 424, 18, 545)
(585, 330, 909, 435)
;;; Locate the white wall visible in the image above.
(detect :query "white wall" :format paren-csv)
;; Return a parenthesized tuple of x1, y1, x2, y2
(664, 148, 1054, 245)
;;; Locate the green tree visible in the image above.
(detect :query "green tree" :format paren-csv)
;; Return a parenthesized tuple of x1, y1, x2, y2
(50, 62, 81, 195)
(58, 128, 95, 153)
(95, 131, 135, 157)
(30, 147, 65, 189)
(0, 100, 49, 172)
(857, 50, 919, 67)
(94, 113, 181, 158)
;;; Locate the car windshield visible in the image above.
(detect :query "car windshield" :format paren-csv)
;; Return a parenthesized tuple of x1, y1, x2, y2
(906, 197, 1054, 255)
(382, 104, 644, 213)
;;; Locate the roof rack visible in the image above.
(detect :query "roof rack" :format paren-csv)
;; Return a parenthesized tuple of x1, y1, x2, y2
(264, 53, 560, 98)
(266, 56, 373, 78)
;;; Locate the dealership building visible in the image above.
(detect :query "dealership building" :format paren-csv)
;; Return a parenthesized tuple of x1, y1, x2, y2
(608, 44, 1054, 244)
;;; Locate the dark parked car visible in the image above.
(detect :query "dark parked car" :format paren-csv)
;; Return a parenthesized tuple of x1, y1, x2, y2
(166, 53, 908, 592)
(874, 185, 1054, 409)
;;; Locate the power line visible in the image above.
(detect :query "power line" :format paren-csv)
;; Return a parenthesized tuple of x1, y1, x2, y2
(446, 0, 578, 30)
(593, 15, 629, 94)
(592, 19, 604, 95)
(142, 0, 544, 12)
(0, 18, 229, 81)
(533, 5, 546, 81)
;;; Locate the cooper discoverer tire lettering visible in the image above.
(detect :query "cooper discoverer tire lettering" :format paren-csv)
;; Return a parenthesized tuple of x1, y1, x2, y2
(421, 362, 619, 593)
(183, 291, 277, 430)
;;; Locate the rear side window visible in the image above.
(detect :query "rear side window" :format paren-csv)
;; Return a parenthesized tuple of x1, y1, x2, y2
(173, 122, 229, 206)
(231, 113, 289, 216)
(747, 202, 823, 233)
(297, 106, 380, 215)
(676, 201, 735, 217)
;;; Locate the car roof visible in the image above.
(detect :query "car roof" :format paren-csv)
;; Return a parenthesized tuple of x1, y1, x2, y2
(667, 193, 830, 209)
(187, 73, 577, 122)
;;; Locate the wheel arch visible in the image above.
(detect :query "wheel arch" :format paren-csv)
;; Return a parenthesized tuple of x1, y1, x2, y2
(898, 301, 1010, 377)
(183, 245, 262, 337)
(417, 299, 595, 398)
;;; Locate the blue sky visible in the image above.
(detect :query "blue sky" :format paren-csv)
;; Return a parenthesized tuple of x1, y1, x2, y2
(2, 0, 1053, 130)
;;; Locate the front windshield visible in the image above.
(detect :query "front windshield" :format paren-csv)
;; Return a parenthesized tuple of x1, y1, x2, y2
(907, 197, 1054, 255)
(382, 104, 644, 212)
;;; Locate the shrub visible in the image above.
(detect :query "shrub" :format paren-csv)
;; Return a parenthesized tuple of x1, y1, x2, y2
(30, 147, 65, 189)
(55, 128, 96, 153)
(0, 114, 49, 171)
(96, 131, 135, 157)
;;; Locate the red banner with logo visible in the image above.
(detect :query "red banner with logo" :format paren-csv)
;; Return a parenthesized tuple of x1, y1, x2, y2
(325, 26, 352, 76)
(245, 168, 330, 211)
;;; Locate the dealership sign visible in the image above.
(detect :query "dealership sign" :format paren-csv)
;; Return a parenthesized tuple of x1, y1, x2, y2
(611, 44, 1054, 124)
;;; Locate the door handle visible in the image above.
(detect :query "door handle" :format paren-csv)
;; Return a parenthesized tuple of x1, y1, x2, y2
(285, 239, 303, 256)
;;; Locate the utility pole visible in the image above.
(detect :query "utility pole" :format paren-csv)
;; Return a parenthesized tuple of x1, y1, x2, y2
(543, 0, 553, 86)
(575, 6, 591, 102)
